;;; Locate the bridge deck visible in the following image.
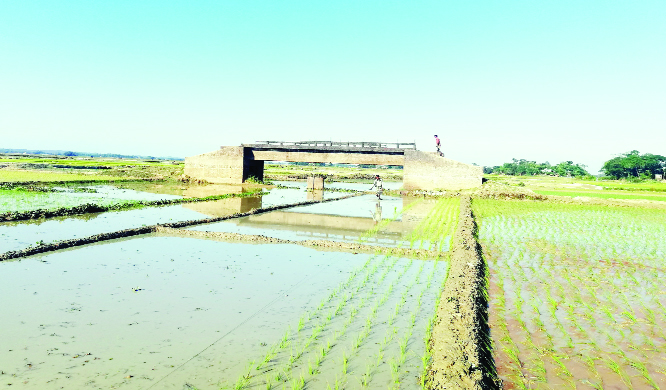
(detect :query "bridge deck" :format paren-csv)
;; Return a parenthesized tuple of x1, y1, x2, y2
(243, 141, 415, 154)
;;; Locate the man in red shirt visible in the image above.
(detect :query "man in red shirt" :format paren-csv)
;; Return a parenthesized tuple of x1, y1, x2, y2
(434, 135, 443, 157)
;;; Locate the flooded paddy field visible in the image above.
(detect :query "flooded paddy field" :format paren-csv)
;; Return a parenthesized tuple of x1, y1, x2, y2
(185, 196, 457, 253)
(0, 185, 181, 215)
(0, 182, 366, 254)
(474, 199, 666, 389)
(0, 206, 210, 253)
(187, 195, 409, 247)
(0, 180, 459, 390)
(0, 237, 380, 389)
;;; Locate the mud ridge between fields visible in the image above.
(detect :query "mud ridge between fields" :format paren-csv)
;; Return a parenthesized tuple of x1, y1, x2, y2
(0, 190, 268, 222)
(155, 226, 445, 259)
(428, 195, 501, 389)
(0, 193, 364, 261)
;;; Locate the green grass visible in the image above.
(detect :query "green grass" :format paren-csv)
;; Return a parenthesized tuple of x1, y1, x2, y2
(534, 189, 666, 202)
(597, 181, 666, 192)
(0, 157, 178, 167)
(0, 170, 125, 182)
(0, 188, 132, 213)
(0, 187, 263, 218)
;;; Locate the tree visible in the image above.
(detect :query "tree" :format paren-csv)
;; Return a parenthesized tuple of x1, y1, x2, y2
(601, 151, 666, 179)
(552, 161, 588, 177)
(490, 158, 589, 177)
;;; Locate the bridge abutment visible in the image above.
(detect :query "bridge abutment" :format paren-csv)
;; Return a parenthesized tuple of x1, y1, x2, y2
(185, 145, 483, 190)
(402, 151, 483, 190)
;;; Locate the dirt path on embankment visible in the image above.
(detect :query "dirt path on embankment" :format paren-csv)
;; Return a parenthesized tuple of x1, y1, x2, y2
(428, 196, 501, 389)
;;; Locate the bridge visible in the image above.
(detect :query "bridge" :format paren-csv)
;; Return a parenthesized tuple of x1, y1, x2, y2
(184, 141, 483, 190)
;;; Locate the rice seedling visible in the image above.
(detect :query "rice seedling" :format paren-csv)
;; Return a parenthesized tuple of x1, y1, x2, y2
(334, 376, 345, 390)
(341, 351, 349, 374)
(359, 364, 372, 387)
(308, 359, 318, 375)
(274, 369, 286, 382)
(289, 374, 305, 390)
(257, 346, 277, 369)
(297, 314, 308, 332)
(389, 357, 400, 384)
(399, 335, 409, 364)
(279, 328, 291, 349)
(475, 198, 666, 389)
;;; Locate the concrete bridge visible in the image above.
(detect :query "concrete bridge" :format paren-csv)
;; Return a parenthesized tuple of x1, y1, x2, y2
(184, 141, 482, 190)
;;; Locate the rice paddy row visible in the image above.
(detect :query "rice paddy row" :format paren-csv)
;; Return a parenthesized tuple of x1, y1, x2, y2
(212, 198, 460, 390)
(474, 199, 666, 389)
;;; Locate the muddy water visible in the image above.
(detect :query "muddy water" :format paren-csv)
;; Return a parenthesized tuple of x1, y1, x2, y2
(288, 194, 403, 219)
(0, 191, 453, 389)
(0, 206, 211, 253)
(0, 186, 358, 254)
(112, 182, 252, 198)
(62, 185, 184, 201)
(260, 188, 348, 207)
(186, 195, 411, 247)
(0, 236, 370, 390)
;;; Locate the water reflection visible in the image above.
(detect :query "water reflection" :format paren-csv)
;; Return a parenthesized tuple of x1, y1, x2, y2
(112, 182, 259, 198)
(372, 199, 382, 225)
(307, 190, 324, 201)
(182, 196, 262, 217)
(187, 195, 448, 249)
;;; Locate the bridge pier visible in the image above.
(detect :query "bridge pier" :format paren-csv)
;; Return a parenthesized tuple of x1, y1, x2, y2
(185, 145, 482, 190)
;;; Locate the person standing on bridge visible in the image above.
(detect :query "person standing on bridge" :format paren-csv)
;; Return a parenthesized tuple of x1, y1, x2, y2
(370, 175, 383, 200)
(434, 135, 443, 157)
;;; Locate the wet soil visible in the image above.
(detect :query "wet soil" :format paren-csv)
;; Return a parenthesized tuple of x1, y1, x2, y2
(157, 226, 444, 259)
(428, 196, 500, 389)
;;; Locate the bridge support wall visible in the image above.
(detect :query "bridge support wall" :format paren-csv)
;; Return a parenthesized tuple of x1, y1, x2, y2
(184, 147, 245, 184)
(402, 151, 483, 190)
(185, 147, 483, 190)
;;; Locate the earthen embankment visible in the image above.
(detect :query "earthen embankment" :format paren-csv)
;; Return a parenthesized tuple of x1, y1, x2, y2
(428, 196, 500, 389)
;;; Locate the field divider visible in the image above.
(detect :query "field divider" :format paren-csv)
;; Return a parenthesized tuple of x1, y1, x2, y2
(156, 227, 446, 259)
(0, 193, 358, 260)
(0, 193, 445, 261)
(0, 188, 265, 222)
(428, 195, 501, 389)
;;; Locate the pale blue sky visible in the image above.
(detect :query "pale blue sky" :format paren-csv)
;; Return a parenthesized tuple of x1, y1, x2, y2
(1, 1, 664, 173)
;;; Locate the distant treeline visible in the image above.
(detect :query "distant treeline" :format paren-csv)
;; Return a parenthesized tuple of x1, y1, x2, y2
(484, 159, 590, 177)
(485, 151, 666, 181)
(601, 150, 665, 180)
(0, 148, 183, 161)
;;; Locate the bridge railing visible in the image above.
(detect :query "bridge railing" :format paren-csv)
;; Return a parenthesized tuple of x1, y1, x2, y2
(254, 141, 417, 149)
